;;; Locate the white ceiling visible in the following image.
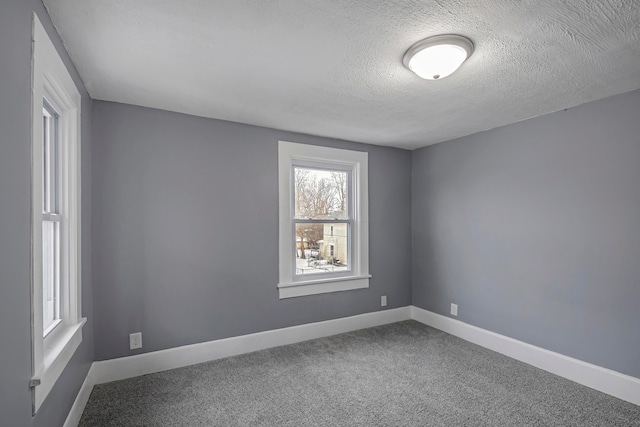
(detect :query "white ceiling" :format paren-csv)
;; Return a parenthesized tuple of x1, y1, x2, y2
(43, 0, 640, 150)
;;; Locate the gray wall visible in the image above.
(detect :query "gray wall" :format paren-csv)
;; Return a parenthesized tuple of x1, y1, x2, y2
(92, 101, 412, 360)
(412, 89, 640, 378)
(0, 1, 93, 426)
(4, 3, 636, 424)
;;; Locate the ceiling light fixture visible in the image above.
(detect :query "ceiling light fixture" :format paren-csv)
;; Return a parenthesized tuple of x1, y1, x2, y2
(403, 34, 474, 80)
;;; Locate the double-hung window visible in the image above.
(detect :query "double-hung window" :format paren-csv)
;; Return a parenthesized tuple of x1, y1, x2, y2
(42, 99, 62, 336)
(30, 13, 85, 413)
(278, 141, 369, 298)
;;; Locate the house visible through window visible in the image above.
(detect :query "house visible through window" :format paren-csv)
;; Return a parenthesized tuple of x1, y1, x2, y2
(278, 141, 370, 299)
(294, 167, 350, 276)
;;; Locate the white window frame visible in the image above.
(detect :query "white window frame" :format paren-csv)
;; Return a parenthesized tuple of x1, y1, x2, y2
(42, 98, 62, 337)
(30, 13, 86, 414)
(278, 141, 370, 299)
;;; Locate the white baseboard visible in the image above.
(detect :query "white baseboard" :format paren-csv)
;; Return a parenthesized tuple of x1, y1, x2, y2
(410, 306, 640, 406)
(63, 364, 96, 427)
(64, 307, 409, 426)
(65, 304, 639, 426)
(92, 307, 411, 385)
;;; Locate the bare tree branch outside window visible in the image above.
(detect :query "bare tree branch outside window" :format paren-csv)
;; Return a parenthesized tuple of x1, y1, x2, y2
(294, 167, 349, 268)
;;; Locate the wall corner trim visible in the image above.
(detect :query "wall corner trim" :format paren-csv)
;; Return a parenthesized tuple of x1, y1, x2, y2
(63, 364, 96, 427)
(410, 305, 640, 406)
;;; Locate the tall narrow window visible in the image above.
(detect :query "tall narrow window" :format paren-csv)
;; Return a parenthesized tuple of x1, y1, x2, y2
(42, 100, 61, 336)
(278, 141, 369, 299)
(31, 13, 85, 413)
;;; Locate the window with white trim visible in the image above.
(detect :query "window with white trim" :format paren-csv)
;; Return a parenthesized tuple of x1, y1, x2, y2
(278, 141, 369, 299)
(42, 99, 62, 336)
(30, 13, 86, 414)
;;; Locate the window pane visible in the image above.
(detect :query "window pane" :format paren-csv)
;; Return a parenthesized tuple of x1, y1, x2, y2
(295, 222, 349, 275)
(294, 167, 348, 220)
(43, 107, 50, 212)
(43, 100, 59, 213)
(42, 220, 60, 334)
(42, 99, 61, 336)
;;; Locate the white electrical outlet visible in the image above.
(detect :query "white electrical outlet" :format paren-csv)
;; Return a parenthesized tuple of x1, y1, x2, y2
(129, 332, 142, 350)
(381, 295, 387, 307)
(450, 303, 458, 317)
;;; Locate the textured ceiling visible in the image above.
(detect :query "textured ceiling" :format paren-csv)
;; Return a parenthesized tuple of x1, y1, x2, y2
(43, 0, 640, 149)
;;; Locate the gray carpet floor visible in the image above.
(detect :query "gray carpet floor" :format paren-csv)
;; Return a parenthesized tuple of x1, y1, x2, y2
(79, 321, 640, 426)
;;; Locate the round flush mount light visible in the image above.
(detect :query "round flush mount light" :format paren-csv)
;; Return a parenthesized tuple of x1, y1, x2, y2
(403, 34, 474, 80)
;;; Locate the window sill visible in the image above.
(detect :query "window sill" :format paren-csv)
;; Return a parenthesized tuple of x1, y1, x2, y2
(32, 317, 86, 413)
(278, 275, 371, 299)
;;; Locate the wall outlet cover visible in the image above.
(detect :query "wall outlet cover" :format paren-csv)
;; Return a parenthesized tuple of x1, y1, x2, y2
(129, 332, 142, 350)
(381, 295, 387, 307)
(450, 303, 458, 316)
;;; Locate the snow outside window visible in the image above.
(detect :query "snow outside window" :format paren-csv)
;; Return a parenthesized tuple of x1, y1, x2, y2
(278, 141, 369, 299)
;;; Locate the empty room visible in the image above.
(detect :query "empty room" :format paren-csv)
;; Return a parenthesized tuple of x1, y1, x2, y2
(1, 0, 640, 426)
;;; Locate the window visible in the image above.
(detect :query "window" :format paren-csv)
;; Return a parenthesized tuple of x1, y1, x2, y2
(294, 167, 350, 276)
(278, 141, 369, 298)
(42, 99, 61, 336)
(30, 13, 85, 413)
